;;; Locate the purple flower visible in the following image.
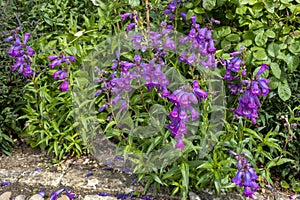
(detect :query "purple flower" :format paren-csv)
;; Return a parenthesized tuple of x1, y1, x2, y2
(120, 13, 132, 22)
(48, 54, 76, 68)
(175, 135, 184, 150)
(232, 170, 243, 186)
(258, 78, 270, 96)
(242, 187, 254, 198)
(50, 188, 65, 200)
(53, 69, 67, 80)
(98, 192, 111, 196)
(126, 23, 136, 32)
(1, 181, 11, 187)
(65, 188, 78, 199)
(210, 18, 220, 24)
(84, 173, 93, 178)
(59, 80, 69, 92)
(37, 190, 46, 197)
(193, 80, 208, 100)
(230, 151, 260, 199)
(256, 64, 269, 77)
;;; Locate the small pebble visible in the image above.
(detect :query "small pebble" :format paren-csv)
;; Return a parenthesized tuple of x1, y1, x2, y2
(0, 191, 12, 200)
(28, 194, 44, 200)
(15, 195, 26, 200)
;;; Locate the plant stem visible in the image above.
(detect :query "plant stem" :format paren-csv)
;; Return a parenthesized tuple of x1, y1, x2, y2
(145, 0, 150, 31)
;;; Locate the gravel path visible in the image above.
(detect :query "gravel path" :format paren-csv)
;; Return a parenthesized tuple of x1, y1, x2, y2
(0, 145, 299, 200)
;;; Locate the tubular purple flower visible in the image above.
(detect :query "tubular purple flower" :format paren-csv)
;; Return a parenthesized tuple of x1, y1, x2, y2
(179, 109, 188, 121)
(242, 187, 254, 198)
(5, 36, 14, 42)
(258, 78, 270, 96)
(232, 170, 243, 186)
(248, 167, 258, 180)
(67, 56, 76, 63)
(188, 106, 199, 121)
(193, 87, 208, 100)
(180, 12, 187, 21)
(59, 80, 69, 92)
(230, 51, 242, 57)
(120, 13, 132, 22)
(208, 39, 216, 53)
(50, 188, 65, 200)
(26, 46, 35, 56)
(65, 188, 78, 199)
(210, 18, 220, 24)
(163, 37, 176, 50)
(229, 150, 237, 156)
(37, 190, 46, 197)
(49, 59, 62, 69)
(187, 53, 197, 65)
(24, 33, 30, 43)
(1, 181, 11, 187)
(23, 65, 34, 77)
(175, 136, 184, 150)
(188, 92, 198, 105)
(170, 106, 179, 119)
(250, 81, 261, 96)
(167, 1, 177, 11)
(48, 55, 59, 60)
(98, 104, 107, 112)
(126, 23, 136, 32)
(243, 171, 253, 187)
(256, 64, 269, 77)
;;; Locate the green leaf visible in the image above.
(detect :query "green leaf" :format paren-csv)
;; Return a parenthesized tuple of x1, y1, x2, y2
(202, 0, 216, 11)
(236, 6, 247, 15)
(128, 0, 140, 7)
(253, 49, 268, 60)
(181, 162, 189, 199)
(284, 54, 299, 72)
(270, 63, 281, 79)
(215, 26, 231, 37)
(54, 141, 59, 157)
(280, 180, 290, 189)
(266, 157, 294, 169)
(268, 77, 280, 89)
(255, 32, 268, 46)
(278, 82, 291, 101)
(264, 30, 276, 38)
(225, 34, 240, 42)
(267, 43, 280, 57)
(194, 7, 205, 14)
(151, 174, 165, 185)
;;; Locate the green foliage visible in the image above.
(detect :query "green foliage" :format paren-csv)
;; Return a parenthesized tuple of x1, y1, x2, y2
(2, 0, 300, 198)
(0, 2, 26, 155)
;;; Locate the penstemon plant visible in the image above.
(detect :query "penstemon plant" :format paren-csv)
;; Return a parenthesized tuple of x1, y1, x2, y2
(4, 0, 287, 199)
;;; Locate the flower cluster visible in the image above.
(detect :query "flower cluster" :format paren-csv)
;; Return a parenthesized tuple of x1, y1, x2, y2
(163, 0, 184, 21)
(48, 54, 76, 92)
(97, 51, 170, 111)
(229, 150, 260, 199)
(222, 51, 270, 124)
(5, 28, 35, 77)
(235, 64, 270, 124)
(120, 12, 139, 32)
(178, 15, 217, 69)
(167, 80, 207, 150)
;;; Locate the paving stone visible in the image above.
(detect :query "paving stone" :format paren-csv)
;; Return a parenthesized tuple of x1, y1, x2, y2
(28, 194, 44, 200)
(15, 195, 27, 200)
(84, 195, 117, 200)
(0, 191, 12, 200)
